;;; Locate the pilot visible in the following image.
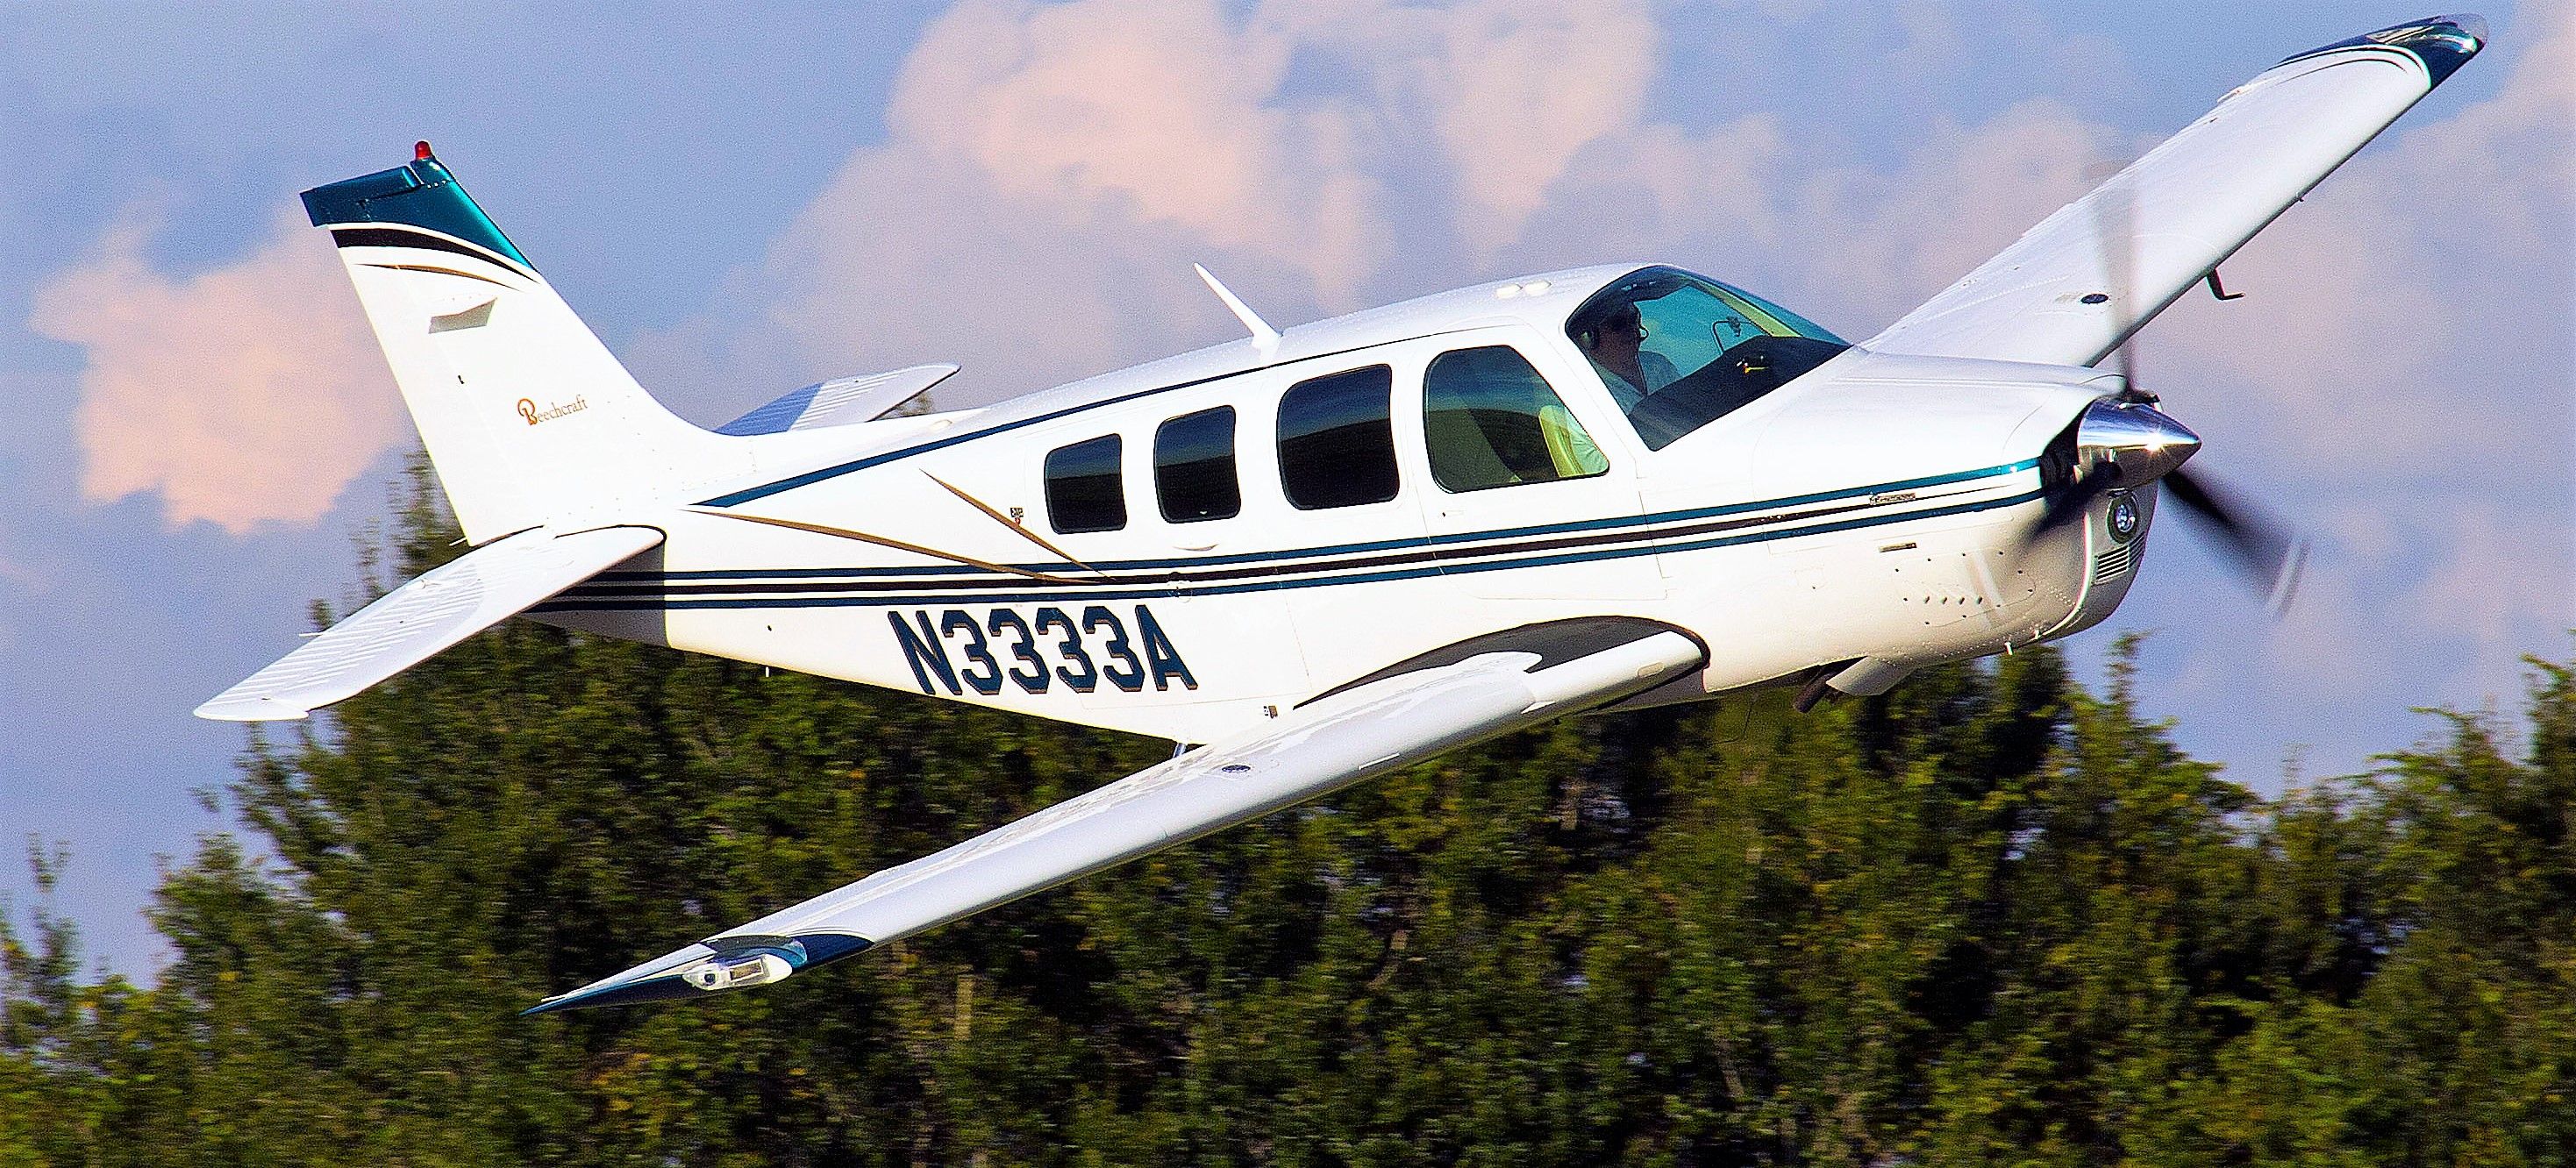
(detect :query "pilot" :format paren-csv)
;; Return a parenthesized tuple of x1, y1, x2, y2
(1573, 300, 1678, 411)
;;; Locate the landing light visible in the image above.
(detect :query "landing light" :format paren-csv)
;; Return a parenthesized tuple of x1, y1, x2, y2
(683, 951, 795, 993)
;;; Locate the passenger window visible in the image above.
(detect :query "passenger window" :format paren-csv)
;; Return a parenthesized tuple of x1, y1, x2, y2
(1044, 435, 1126, 533)
(1276, 366, 1398, 509)
(1422, 346, 1609, 493)
(1154, 406, 1241, 523)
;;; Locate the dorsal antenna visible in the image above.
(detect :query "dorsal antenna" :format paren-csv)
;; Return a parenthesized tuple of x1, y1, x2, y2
(1193, 264, 1280, 350)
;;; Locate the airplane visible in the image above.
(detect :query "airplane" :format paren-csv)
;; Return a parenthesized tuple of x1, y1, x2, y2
(195, 15, 2486, 1013)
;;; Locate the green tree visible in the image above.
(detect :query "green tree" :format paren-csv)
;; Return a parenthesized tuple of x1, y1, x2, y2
(4, 469, 2572, 1165)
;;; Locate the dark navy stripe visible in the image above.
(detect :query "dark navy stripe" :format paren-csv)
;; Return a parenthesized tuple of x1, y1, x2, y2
(567, 493, 1901, 601)
(535, 486, 2044, 614)
(329, 225, 535, 281)
(651, 457, 2041, 584)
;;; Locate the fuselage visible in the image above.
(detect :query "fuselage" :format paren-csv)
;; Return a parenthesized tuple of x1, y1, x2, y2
(536, 263, 2150, 744)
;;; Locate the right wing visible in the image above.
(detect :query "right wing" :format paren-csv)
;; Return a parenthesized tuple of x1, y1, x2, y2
(524, 623, 1707, 1013)
(1864, 15, 2485, 367)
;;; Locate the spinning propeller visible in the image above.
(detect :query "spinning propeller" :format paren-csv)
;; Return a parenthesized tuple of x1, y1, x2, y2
(2030, 163, 2308, 612)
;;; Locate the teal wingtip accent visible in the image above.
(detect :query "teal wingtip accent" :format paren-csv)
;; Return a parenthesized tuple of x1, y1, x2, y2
(520, 972, 705, 1015)
(299, 145, 534, 271)
(2281, 14, 2486, 89)
(521, 934, 874, 1016)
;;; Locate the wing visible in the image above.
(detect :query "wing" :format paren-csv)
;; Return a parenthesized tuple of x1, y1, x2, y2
(1864, 15, 2485, 367)
(195, 524, 663, 722)
(524, 623, 1708, 1013)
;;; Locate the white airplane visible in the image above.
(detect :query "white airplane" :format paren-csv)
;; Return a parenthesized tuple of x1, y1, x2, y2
(197, 16, 2483, 1013)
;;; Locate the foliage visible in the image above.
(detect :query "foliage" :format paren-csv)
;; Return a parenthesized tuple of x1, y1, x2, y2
(4, 476, 2572, 1165)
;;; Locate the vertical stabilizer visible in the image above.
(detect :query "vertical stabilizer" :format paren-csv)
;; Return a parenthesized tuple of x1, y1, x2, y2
(302, 144, 741, 543)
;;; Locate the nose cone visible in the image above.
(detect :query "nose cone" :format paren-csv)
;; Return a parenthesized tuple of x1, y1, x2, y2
(2075, 399, 2201, 488)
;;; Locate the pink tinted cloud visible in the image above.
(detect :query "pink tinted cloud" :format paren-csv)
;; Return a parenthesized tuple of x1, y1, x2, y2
(29, 210, 400, 534)
(891, 0, 1391, 299)
(632, 0, 1680, 410)
(1252, 0, 1663, 261)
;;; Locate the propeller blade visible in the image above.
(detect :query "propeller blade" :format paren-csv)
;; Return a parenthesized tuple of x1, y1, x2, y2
(2030, 466, 2115, 541)
(2086, 159, 2146, 394)
(2159, 466, 2308, 612)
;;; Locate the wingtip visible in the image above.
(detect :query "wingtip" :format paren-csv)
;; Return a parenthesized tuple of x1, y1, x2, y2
(519, 935, 875, 1017)
(193, 694, 311, 723)
(2283, 14, 2487, 88)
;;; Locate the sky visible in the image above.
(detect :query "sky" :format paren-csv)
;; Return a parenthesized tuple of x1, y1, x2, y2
(2, 1, 2568, 977)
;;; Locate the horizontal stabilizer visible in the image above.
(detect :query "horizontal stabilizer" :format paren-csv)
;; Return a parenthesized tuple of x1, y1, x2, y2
(717, 364, 960, 436)
(524, 625, 1707, 1012)
(196, 525, 663, 722)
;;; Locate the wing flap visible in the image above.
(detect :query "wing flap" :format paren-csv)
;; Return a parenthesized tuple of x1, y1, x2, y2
(525, 626, 1707, 1013)
(195, 524, 664, 722)
(1864, 16, 2485, 367)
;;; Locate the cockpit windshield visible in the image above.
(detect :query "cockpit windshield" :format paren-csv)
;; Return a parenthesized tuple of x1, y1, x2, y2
(1566, 267, 1850, 450)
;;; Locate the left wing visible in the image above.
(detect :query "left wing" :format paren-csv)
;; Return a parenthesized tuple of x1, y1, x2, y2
(524, 623, 1706, 1013)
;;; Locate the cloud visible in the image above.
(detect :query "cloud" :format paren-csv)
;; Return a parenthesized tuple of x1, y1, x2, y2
(1277, 0, 1659, 259)
(631, 0, 1669, 411)
(28, 209, 400, 534)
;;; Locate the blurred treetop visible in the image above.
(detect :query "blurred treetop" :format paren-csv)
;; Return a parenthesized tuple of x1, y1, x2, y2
(4, 473, 2570, 1167)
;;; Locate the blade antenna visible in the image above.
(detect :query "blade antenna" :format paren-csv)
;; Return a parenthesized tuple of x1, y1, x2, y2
(1194, 264, 1281, 352)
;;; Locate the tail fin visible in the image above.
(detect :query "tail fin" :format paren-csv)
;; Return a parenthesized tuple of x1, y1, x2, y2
(303, 144, 741, 543)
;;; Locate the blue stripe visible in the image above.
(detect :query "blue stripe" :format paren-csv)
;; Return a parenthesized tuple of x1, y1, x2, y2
(539, 484, 2044, 614)
(656, 458, 2040, 581)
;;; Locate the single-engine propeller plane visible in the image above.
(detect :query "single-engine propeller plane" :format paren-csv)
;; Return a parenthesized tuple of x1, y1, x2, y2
(197, 16, 2486, 1013)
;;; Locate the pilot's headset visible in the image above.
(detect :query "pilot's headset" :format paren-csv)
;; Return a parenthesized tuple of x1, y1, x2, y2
(1573, 302, 1645, 349)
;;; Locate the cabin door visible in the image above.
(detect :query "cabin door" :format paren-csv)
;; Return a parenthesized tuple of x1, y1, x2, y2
(1406, 329, 1663, 602)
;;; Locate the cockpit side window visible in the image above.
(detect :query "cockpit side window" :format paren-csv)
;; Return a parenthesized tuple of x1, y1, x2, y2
(1423, 345, 1609, 493)
(1568, 267, 1850, 451)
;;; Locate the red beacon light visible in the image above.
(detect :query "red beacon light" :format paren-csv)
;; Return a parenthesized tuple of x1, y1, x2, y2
(414, 140, 434, 161)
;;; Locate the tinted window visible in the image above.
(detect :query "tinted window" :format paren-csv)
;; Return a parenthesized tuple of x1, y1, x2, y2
(1154, 406, 1240, 523)
(1568, 266, 1851, 450)
(1423, 346, 1609, 493)
(1044, 435, 1126, 533)
(1276, 366, 1398, 509)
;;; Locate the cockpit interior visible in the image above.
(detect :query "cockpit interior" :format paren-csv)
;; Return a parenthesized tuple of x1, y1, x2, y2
(1566, 267, 1848, 450)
